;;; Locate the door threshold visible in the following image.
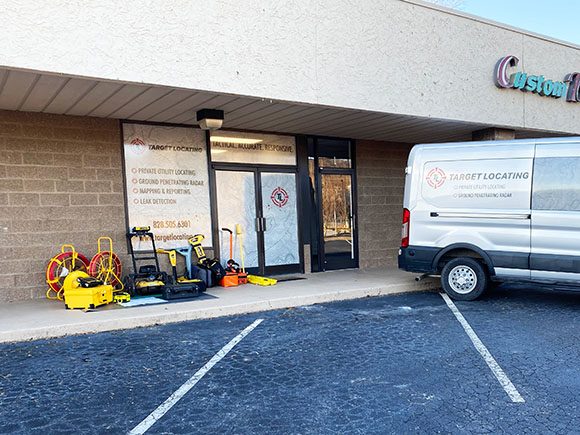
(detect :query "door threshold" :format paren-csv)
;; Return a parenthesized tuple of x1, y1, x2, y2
(319, 267, 359, 273)
(274, 275, 308, 283)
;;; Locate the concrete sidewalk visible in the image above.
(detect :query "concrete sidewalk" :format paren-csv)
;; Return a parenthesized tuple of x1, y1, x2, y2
(0, 268, 439, 343)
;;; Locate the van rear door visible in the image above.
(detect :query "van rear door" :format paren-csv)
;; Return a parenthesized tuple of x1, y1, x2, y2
(531, 142, 580, 283)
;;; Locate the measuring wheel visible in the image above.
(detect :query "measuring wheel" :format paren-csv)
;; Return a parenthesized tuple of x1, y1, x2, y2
(46, 246, 90, 300)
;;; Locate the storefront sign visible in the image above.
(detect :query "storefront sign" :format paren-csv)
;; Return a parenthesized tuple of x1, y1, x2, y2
(494, 55, 580, 102)
(210, 131, 296, 165)
(123, 123, 211, 248)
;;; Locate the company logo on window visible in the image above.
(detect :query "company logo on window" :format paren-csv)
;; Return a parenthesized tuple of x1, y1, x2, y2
(426, 167, 446, 189)
(271, 186, 289, 207)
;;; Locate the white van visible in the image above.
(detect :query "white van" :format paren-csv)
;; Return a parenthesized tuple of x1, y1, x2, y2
(398, 137, 580, 300)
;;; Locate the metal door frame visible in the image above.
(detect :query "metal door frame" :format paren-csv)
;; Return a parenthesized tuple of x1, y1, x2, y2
(311, 137, 359, 271)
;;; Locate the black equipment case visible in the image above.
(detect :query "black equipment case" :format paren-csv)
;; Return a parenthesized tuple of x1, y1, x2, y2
(161, 281, 206, 300)
(191, 260, 226, 288)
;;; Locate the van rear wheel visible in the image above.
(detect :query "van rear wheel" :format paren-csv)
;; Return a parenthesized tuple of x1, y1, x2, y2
(441, 257, 487, 301)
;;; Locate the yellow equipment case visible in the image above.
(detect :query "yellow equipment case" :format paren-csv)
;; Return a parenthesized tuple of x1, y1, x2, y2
(63, 270, 114, 310)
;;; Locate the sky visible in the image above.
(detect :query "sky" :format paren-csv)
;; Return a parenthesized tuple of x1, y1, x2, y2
(442, 0, 580, 45)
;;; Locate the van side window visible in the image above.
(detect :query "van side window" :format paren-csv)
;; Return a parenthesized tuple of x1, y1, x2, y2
(533, 157, 580, 211)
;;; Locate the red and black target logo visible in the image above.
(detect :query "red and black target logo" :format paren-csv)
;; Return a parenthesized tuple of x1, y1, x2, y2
(129, 137, 147, 154)
(271, 187, 289, 208)
(426, 167, 446, 189)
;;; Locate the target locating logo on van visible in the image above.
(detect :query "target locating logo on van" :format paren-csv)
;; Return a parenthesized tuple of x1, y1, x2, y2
(271, 186, 289, 208)
(426, 167, 446, 189)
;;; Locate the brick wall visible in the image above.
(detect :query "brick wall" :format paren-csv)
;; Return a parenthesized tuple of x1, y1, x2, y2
(356, 140, 411, 269)
(0, 111, 126, 302)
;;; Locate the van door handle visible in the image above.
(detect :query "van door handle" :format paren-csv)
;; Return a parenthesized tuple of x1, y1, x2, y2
(255, 217, 261, 232)
(262, 217, 267, 232)
(430, 212, 439, 217)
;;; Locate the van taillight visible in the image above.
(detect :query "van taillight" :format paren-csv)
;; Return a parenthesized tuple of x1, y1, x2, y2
(401, 208, 410, 248)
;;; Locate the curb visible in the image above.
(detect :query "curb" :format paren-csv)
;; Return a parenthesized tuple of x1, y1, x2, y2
(0, 278, 440, 344)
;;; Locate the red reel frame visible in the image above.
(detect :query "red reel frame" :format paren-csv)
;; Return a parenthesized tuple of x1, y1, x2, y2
(88, 251, 123, 288)
(46, 251, 90, 295)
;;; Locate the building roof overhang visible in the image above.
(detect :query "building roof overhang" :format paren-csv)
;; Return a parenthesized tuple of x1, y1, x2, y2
(0, 67, 569, 143)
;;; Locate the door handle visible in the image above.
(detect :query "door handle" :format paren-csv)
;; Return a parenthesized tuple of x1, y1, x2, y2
(430, 212, 439, 217)
(255, 217, 267, 232)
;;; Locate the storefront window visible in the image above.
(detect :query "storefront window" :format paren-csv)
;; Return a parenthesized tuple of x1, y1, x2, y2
(317, 138, 351, 168)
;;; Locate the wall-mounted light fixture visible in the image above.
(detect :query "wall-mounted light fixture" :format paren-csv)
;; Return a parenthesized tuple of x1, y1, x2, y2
(209, 136, 262, 145)
(196, 108, 224, 130)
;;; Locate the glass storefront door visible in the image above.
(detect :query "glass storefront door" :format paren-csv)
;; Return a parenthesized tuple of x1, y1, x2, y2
(260, 172, 300, 270)
(307, 137, 358, 271)
(214, 168, 301, 275)
(214, 170, 260, 270)
(320, 173, 356, 269)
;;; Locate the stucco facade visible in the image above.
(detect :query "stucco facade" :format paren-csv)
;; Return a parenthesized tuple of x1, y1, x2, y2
(1, 0, 579, 135)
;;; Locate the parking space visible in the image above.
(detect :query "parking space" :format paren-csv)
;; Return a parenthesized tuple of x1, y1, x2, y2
(451, 284, 580, 429)
(2, 286, 580, 433)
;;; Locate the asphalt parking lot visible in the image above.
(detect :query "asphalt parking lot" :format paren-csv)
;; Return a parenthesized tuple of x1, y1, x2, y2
(2, 285, 580, 434)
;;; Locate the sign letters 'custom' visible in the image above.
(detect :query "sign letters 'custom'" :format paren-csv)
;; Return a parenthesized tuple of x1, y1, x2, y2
(494, 55, 580, 103)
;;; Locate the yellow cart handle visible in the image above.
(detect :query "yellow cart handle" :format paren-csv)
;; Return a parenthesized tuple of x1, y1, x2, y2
(97, 236, 113, 254)
(156, 248, 177, 267)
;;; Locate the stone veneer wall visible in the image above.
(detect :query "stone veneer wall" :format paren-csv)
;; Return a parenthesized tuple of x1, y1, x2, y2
(0, 111, 126, 302)
(356, 140, 412, 269)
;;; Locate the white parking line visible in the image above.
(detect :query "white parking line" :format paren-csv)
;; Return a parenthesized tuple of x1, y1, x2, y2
(440, 293, 525, 403)
(128, 318, 264, 435)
